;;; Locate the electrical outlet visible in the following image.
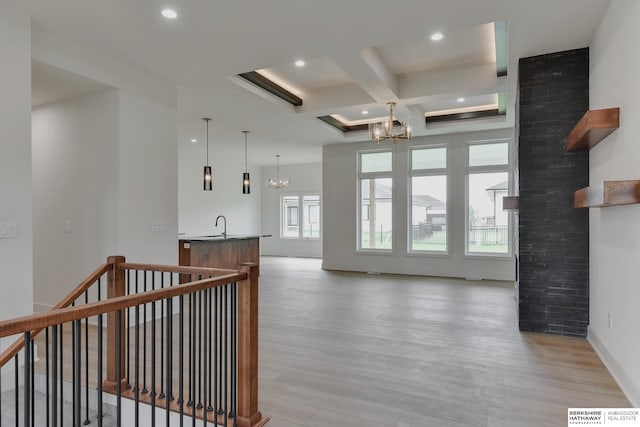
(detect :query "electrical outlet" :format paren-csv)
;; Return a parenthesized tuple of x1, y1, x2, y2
(0, 222, 17, 239)
(608, 313, 612, 329)
(64, 220, 72, 234)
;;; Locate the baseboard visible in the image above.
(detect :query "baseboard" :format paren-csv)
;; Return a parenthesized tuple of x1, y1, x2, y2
(588, 326, 640, 407)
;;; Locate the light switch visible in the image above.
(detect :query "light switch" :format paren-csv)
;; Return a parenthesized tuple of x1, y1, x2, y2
(64, 220, 72, 234)
(151, 221, 167, 232)
(0, 222, 18, 239)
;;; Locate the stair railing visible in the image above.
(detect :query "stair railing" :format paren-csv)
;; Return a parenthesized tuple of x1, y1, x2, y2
(0, 255, 267, 427)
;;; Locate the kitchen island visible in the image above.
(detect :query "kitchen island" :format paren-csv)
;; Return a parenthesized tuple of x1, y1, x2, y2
(178, 235, 270, 273)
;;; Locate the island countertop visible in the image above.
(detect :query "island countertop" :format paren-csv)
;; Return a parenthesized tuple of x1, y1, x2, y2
(179, 234, 271, 241)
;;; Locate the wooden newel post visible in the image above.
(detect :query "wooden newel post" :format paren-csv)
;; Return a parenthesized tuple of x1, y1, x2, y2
(237, 263, 264, 427)
(105, 255, 127, 392)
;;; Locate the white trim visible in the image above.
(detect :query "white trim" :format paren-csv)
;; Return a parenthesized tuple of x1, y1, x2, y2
(588, 326, 640, 407)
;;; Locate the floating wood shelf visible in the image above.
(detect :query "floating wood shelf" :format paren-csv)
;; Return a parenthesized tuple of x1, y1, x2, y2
(574, 180, 640, 208)
(566, 108, 619, 152)
(502, 196, 519, 210)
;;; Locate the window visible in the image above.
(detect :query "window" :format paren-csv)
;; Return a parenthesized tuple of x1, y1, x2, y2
(281, 194, 320, 239)
(358, 151, 393, 251)
(466, 141, 510, 255)
(409, 146, 448, 253)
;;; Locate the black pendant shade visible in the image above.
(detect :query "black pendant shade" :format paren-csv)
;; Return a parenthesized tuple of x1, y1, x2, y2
(203, 165, 212, 191)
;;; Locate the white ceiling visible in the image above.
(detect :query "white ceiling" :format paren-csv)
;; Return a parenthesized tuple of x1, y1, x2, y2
(22, 0, 612, 166)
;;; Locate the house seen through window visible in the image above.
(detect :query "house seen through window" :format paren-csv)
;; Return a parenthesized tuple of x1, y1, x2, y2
(281, 194, 320, 239)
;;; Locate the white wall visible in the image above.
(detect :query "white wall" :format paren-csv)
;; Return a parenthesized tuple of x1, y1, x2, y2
(115, 91, 178, 264)
(0, 1, 33, 335)
(260, 163, 322, 257)
(178, 135, 262, 237)
(323, 129, 516, 280)
(588, 0, 640, 406)
(32, 90, 118, 309)
(29, 26, 179, 308)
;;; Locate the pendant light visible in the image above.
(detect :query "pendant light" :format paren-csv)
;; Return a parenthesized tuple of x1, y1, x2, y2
(369, 102, 412, 144)
(202, 118, 212, 191)
(242, 131, 251, 194)
(267, 155, 290, 189)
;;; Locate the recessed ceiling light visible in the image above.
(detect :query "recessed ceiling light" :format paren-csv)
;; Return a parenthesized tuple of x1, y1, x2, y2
(457, 97, 465, 103)
(161, 8, 178, 19)
(190, 138, 197, 143)
(294, 60, 306, 67)
(430, 32, 444, 41)
(361, 110, 369, 115)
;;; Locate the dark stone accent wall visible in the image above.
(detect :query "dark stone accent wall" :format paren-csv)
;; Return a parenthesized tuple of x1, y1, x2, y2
(518, 48, 590, 337)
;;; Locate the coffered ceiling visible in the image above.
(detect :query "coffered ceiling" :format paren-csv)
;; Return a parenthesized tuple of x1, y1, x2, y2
(23, 0, 612, 165)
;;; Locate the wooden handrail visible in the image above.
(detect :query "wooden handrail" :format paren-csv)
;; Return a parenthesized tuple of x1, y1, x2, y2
(120, 262, 237, 276)
(0, 272, 246, 339)
(0, 263, 111, 367)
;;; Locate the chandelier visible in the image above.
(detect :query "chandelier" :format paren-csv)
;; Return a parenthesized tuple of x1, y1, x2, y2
(267, 155, 290, 189)
(369, 102, 412, 144)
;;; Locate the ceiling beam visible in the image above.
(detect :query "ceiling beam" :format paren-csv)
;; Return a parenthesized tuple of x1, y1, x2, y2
(330, 48, 400, 103)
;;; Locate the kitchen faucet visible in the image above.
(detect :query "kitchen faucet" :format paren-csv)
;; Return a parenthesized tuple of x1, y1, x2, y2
(215, 215, 227, 238)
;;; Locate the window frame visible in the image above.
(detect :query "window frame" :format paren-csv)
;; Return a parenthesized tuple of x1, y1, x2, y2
(408, 144, 450, 256)
(465, 139, 512, 257)
(280, 193, 321, 240)
(357, 149, 393, 253)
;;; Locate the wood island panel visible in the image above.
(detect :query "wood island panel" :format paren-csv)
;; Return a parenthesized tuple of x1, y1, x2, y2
(179, 238, 260, 274)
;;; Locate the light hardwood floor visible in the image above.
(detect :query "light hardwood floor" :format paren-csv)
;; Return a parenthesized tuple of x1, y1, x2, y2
(257, 257, 628, 427)
(32, 256, 629, 426)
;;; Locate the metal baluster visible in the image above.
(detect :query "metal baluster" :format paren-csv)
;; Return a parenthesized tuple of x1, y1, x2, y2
(59, 326, 63, 427)
(151, 273, 157, 426)
(208, 287, 214, 414)
(166, 296, 173, 426)
(217, 286, 223, 417)
(231, 283, 237, 426)
(135, 305, 140, 427)
(169, 272, 174, 403)
(116, 310, 123, 427)
(187, 277, 193, 408)
(98, 310, 104, 427)
(45, 327, 50, 426)
(31, 330, 34, 427)
(159, 272, 165, 400)
(74, 319, 82, 427)
(143, 271, 148, 395)
(198, 285, 203, 410)
(52, 325, 58, 427)
(192, 289, 197, 427)
(179, 293, 185, 427)
(224, 285, 228, 426)
(24, 332, 31, 427)
(72, 304, 76, 421)
(14, 354, 18, 427)
(0, 359, 2, 427)
(84, 291, 91, 425)
(127, 270, 131, 389)
(214, 286, 219, 424)
(203, 289, 208, 427)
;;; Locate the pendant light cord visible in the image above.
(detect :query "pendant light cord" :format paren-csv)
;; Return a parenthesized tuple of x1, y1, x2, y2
(244, 131, 248, 172)
(206, 119, 209, 165)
